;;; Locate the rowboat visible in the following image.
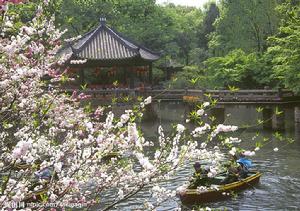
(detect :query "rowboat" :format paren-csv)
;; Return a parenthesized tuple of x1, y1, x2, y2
(177, 171, 262, 204)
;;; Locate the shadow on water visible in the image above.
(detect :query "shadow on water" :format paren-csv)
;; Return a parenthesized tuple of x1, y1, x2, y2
(105, 102, 300, 210)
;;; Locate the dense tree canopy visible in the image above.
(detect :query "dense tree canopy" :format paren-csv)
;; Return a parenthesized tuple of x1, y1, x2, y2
(209, 0, 279, 56)
(170, 0, 300, 92)
(8, 0, 300, 91)
(204, 49, 277, 89)
(268, 0, 300, 92)
(197, 2, 219, 51)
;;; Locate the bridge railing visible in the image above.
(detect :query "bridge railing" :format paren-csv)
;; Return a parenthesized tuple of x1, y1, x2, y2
(142, 89, 186, 99)
(62, 88, 295, 102)
(186, 89, 294, 100)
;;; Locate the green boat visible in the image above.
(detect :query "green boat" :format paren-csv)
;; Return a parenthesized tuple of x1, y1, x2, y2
(177, 171, 262, 204)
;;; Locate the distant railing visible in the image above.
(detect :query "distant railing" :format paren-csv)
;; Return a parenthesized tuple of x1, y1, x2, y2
(62, 88, 297, 103)
(186, 89, 295, 102)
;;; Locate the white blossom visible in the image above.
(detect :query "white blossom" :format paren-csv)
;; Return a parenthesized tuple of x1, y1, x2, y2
(196, 109, 204, 116)
(120, 113, 130, 124)
(192, 124, 211, 137)
(203, 102, 210, 108)
(224, 137, 241, 144)
(176, 124, 185, 133)
(70, 59, 87, 64)
(117, 189, 124, 199)
(229, 147, 237, 156)
(243, 150, 255, 156)
(54, 162, 63, 172)
(144, 96, 152, 105)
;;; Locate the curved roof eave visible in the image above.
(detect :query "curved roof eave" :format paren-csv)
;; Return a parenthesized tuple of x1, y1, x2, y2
(61, 18, 161, 62)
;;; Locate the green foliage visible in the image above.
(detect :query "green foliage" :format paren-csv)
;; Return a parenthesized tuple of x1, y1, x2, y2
(210, 0, 279, 56)
(256, 107, 264, 113)
(162, 0, 284, 91)
(166, 66, 206, 89)
(1, 0, 59, 35)
(188, 48, 210, 65)
(152, 67, 165, 82)
(204, 49, 278, 89)
(157, 4, 203, 65)
(268, 0, 300, 93)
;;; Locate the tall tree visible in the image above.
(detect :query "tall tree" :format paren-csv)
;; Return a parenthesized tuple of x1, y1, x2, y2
(150, 4, 203, 65)
(198, 2, 220, 50)
(268, 0, 300, 93)
(209, 0, 279, 56)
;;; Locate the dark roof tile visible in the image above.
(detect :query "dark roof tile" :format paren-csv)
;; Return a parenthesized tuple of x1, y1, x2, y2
(62, 19, 160, 62)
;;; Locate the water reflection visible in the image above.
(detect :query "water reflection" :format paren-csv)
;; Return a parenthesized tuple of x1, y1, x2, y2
(112, 102, 300, 210)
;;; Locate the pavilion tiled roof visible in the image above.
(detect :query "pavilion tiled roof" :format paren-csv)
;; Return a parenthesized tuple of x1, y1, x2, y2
(63, 18, 160, 63)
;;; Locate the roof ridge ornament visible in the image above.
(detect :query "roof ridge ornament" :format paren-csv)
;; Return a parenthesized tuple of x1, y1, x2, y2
(99, 17, 106, 25)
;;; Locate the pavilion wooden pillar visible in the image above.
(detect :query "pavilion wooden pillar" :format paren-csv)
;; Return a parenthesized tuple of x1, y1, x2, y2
(129, 67, 134, 89)
(123, 67, 127, 87)
(149, 63, 153, 86)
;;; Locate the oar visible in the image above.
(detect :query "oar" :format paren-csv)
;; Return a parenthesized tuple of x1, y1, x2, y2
(238, 172, 260, 190)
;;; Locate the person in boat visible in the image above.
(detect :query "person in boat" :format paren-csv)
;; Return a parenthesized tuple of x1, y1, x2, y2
(34, 166, 59, 181)
(221, 153, 252, 184)
(34, 167, 52, 180)
(237, 152, 252, 171)
(221, 155, 240, 184)
(188, 162, 211, 188)
(236, 152, 252, 178)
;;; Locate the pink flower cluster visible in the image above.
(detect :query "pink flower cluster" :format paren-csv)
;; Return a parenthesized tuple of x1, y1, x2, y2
(0, 0, 23, 11)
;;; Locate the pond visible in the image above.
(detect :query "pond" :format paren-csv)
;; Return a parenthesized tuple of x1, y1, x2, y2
(107, 102, 300, 210)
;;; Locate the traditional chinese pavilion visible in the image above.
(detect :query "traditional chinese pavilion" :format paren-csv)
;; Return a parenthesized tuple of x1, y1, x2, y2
(61, 17, 160, 89)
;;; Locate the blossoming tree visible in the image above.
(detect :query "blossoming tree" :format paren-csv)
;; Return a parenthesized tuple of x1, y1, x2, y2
(0, 1, 288, 210)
